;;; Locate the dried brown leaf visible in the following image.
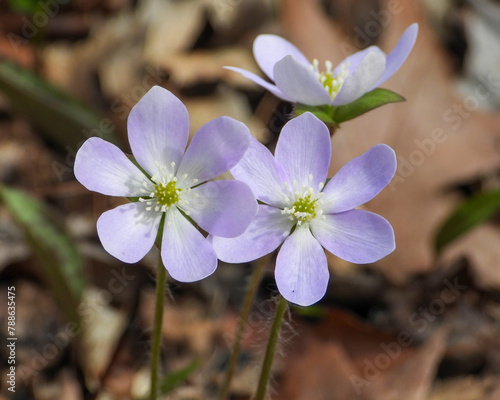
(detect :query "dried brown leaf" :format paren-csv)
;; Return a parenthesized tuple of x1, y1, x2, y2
(155, 48, 259, 89)
(442, 224, 500, 289)
(184, 89, 267, 142)
(143, 0, 205, 63)
(278, 309, 447, 400)
(428, 376, 500, 400)
(79, 288, 128, 392)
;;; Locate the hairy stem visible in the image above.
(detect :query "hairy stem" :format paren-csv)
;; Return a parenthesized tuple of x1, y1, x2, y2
(254, 295, 288, 400)
(150, 257, 167, 400)
(218, 256, 268, 400)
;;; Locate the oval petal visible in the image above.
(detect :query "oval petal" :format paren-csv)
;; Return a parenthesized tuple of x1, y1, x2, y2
(223, 67, 293, 102)
(161, 208, 217, 282)
(372, 23, 418, 88)
(176, 116, 251, 186)
(253, 34, 310, 80)
(231, 137, 291, 208)
(274, 112, 331, 189)
(321, 144, 396, 213)
(211, 204, 294, 263)
(273, 56, 332, 106)
(182, 180, 258, 238)
(97, 202, 161, 263)
(333, 51, 386, 105)
(127, 86, 189, 178)
(74, 137, 148, 197)
(275, 224, 329, 306)
(310, 210, 395, 264)
(334, 46, 385, 76)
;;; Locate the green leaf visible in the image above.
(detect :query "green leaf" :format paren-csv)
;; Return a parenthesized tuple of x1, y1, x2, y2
(0, 61, 122, 152)
(8, 0, 39, 13)
(434, 190, 500, 254)
(159, 358, 200, 395)
(332, 88, 405, 124)
(295, 104, 336, 125)
(8, 0, 74, 13)
(0, 184, 84, 323)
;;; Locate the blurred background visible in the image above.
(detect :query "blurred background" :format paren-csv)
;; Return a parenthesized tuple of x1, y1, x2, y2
(1, 0, 500, 399)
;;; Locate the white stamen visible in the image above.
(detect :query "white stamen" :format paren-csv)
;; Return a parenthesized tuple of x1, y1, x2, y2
(279, 176, 326, 225)
(312, 58, 319, 72)
(309, 59, 350, 100)
(325, 60, 332, 73)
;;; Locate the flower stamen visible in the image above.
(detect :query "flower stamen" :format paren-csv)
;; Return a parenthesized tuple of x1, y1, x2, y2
(310, 58, 350, 101)
(282, 175, 324, 225)
(139, 161, 194, 213)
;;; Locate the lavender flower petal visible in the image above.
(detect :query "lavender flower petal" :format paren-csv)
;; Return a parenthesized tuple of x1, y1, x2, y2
(212, 204, 295, 263)
(310, 210, 395, 264)
(372, 23, 419, 88)
(275, 225, 329, 306)
(253, 34, 310, 80)
(96, 202, 161, 263)
(321, 144, 396, 213)
(176, 117, 251, 186)
(161, 207, 217, 282)
(74, 137, 148, 197)
(223, 67, 294, 102)
(127, 86, 189, 178)
(273, 56, 332, 106)
(182, 180, 258, 238)
(231, 137, 291, 208)
(274, 112, 331, 188)
(333, 51, 386, 105)
(334, 46, 385, 76)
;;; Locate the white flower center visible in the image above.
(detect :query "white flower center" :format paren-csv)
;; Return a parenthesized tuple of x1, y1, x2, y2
(138, 161, 198, 214)
(310, 59, 349, 101)
(282, 174, 325, 226)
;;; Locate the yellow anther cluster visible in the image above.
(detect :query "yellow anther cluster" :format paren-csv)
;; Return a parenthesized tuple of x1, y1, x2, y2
(154, 180, 180, 208)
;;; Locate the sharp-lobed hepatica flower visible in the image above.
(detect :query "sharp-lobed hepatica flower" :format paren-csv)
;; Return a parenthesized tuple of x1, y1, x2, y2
(75, 86, 258, 282)
(225, 24, 418, 106)
(212, 112, 396, 306)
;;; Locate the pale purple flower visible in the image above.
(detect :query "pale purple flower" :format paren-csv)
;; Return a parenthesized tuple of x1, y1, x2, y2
(212, 112, 396, 306)
(225, 24, 418, 106)
(74, 86, 258, 282)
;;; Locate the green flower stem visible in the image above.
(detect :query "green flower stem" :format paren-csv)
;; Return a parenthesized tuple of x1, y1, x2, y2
(254, 295, 288, 400)
(150, 256, 167, 400)
(218, 256, 268, 400)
